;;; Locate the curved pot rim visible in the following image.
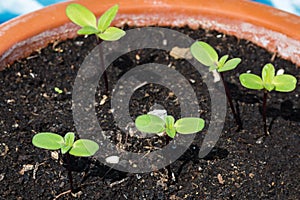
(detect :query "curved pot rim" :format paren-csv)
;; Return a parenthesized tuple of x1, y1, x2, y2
(0, 0, 300, 68)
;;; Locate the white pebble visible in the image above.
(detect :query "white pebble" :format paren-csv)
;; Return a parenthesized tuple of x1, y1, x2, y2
(212, 70, 220, 82)
(147, 109, 167, 120)
(276, 69, 284, 75)
(105, 156, 120, 164)
(51, 151, 59, 160)
(163, 39, 167, 46)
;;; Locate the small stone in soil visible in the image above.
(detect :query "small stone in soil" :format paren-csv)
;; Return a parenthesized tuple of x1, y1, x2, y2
(135, 54, 140, 60)
(212, 70, 220, 82)
(0, 143, 9, 156)
(105, 155, 120, 164)
(217, 174, 225, 184)
(0, 173, 4, 181)
(276, 69, 284, 75)
(169, 46, 192, 59)
(147, 108, 167, 119)
(100, 95, 108, 105)
(136, 174, 141, 179)
(6, 99, 15, 104)
(19, 164, 34, 175)
(51, 151, 59, 160)
(256, 137, 265, 144)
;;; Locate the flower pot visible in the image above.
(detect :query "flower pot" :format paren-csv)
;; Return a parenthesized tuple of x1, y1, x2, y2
(0, 0, 300, 68)
(0, 0, 299, 199)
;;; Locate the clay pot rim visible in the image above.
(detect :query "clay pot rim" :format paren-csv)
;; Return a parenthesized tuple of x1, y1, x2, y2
(0, 0, 300, 68)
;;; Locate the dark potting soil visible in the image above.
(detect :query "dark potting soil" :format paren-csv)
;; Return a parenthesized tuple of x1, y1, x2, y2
(0, 26, 299, 200)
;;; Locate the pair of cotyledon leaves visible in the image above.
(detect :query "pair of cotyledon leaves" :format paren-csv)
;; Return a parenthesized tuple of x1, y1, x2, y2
(66, 3, 125, 41)
(190, 41, 241, 72)
(135, 114, 205, 138)
(240, 63, 297, 92)
(32, 132, 99, 157)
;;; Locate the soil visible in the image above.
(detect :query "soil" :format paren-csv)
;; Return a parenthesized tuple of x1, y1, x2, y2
(0, 26, 299, 200)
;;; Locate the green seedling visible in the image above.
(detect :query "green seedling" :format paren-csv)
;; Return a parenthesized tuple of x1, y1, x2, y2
(239, 63, 297, 135)
(32, 132, 99, 156)
(190, 41, 242, 129)
(66, 3, 126, 92)
(32, 132, 99, 194)
(135, 114, 205, 138)
(66, 4, 125, 41)
(135, 114, 205, 182)
(54, 87, 63, 94)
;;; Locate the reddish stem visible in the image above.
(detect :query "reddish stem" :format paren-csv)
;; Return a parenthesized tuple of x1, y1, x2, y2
(165, 135, 176, 183)
(65, 153, 75, 194)
(220, 72, 242, 129)
(262, 90, 268, 135)
(96, 38, 109, 93)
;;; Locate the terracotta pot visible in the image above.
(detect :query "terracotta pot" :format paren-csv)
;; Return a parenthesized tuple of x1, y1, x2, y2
(0, 0, 300, 69)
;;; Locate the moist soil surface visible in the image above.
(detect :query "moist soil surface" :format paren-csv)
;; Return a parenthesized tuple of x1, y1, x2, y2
(0, 26, 299, 200)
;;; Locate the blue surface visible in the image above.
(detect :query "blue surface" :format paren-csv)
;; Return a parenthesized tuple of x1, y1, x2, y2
(0, 0, 66, 23)
(0, 0, 299, 24)
(252, 0, 300, 16)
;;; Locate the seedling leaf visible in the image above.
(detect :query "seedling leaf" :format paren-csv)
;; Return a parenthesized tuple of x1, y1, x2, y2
(165, 116, 175, 128)
(77, 26, 99, 35)
(61, 146, 71, 154)
(262, 63, 275, 84)
(239, 73, 264, 90)
(218, 55, 229, 69)
(135, 114, 165, 133)
(166, 128, 176, 138)
(175, 118, 205, 134)
(98, 27, 126, 41)
(165, 116, 176, 138)
(32, 132, 64, 150)
(218, 58, 241, 72)
(190, 41, 218, 67)
(69, 139, 99, 157)
(61, 132, 75, 154)
(66, 3, 97, 28)
(262, 63, 275, 91)
(98, 4, 119, 32)
(273, 74, 297, 92)
(54, 87, 63, 94)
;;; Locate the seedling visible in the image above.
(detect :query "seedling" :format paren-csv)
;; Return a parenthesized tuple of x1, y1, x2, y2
(32, 132, 99, 156)
(239, 63, 297, 135)
(135, 114, 205, 182)
(66, 3, 126, 92)
(135, 114, 205, 138)
(32, 132, 99, 194)
(190, 41, 242, 129)
(66, 4, 125, 41)
(54, 87, 63, 94)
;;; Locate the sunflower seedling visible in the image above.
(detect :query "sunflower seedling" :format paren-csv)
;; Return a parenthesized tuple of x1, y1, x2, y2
(135, 114, 205, 139)
(135, 114, 205, 182)
(190, 41, 242, 129)
(66, 4, 125, 41)
(239, 63, 297, 135)
(66, 3, 126, 92)
(32, 132, 99, 194)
